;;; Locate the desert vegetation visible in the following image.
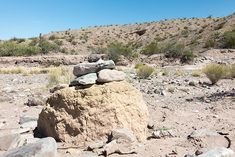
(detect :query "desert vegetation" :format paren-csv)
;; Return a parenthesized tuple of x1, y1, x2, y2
(203, 63, 235, 85)
(135, 63, 154, 78)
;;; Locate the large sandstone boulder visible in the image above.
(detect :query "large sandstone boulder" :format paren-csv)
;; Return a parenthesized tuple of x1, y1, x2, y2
(37, 81, 149, 145)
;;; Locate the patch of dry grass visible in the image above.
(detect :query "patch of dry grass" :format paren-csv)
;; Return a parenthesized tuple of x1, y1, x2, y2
(135, 64, 154, 79)
(203, 64, 228, 85)
(0, 67, 26, 74)
(191, 70, 202, 77)
(47, 66, 74, 87)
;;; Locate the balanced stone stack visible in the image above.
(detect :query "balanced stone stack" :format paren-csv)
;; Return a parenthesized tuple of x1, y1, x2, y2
(70, 59, 126, 86)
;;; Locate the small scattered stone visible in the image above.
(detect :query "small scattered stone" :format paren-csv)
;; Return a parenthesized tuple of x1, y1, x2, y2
(97, 69, 126, 83)
(25, 97, 43, 106)
(152, 129, 175, 139)
(195, 149, 205, 155)
(189, 81, 196, 86)
(87, 140, 106, 150)
(49, 84, 68, 93)
(111, 128, 137, 144)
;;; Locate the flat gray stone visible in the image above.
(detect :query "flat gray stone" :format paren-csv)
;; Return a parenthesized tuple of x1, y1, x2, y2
(97, 69, 126, 83)
(73, 60, 115, 76)
(70, 73, 97, 86)
(188, 130, 219, 138)
(2, 137, 57, 157)
(198, 147, 234, 157)
(0, 133, 20, 151)
(19, 116, 38, 125)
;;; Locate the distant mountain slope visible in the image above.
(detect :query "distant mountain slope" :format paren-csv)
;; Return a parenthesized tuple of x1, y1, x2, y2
(1, 13, 235, 56)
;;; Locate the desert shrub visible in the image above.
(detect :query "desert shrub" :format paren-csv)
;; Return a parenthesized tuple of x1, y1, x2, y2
(47, 66, 74, 87)
(164, 43, 194, 63)
(10, 37, 26, 43)
(38, 39, 59, 54)
(181, 50, 195, 63)
(204, 39, 216, 48)
(141, 42, 161, 55)
(136, 64, 154, 79)
(165, 43, 185, 58)
(225, 64, 235, 78)
(203, 64, 226, 85)
(221, 29, 235, 48)
(0, 41, 41, 56)
(29, 38, 39, 46)
(181, 30, 189, 37)
(107, 41, 133, 62)
(230, 64, 235, 78)
(54, 39, 63, 46)
(49, 35, 58, 40)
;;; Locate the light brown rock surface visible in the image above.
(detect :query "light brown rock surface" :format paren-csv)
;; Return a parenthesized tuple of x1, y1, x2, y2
(37, 81, 149, 145)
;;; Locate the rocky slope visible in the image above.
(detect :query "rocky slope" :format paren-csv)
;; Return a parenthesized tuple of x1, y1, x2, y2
(1, 13, 235, 57)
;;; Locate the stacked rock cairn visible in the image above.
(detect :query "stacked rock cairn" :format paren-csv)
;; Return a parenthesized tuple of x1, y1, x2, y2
(70, 59, 126, 86)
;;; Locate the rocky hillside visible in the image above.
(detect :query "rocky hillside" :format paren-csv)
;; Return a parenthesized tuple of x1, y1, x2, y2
(0, 13, 235, 57)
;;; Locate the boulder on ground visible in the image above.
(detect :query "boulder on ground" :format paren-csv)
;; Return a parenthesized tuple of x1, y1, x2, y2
(37, 81, 149, 146)
(97, 69, 126, 83)
(2, 137, 57, 157)
(25, 97, 43, 106)
(73, 60, 115, 76)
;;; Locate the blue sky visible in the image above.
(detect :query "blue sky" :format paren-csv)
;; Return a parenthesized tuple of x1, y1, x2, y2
(0, 0, 235, 39)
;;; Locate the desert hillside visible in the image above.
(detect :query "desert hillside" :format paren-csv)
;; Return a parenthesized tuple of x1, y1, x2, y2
(0, 13, 235, 58)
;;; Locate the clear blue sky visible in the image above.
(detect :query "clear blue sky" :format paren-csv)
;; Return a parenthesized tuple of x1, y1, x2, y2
(0, 0, 235, 39)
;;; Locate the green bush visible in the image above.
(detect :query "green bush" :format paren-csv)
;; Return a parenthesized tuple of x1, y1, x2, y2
(0, 41, 40, 56)
(221, 30, 235, 48)
(204, 39, 216, 48)
(164, 43, 184, 58)
(136, 64, 154, 79)
(107, 42, 133, 62)
(181, 50, 195, 63)
(231, 64, 235, 78)
(226, 64, 235, 78)
(141, 42, 161, 55)
(203, 64, 226, 85)
(10, 37, 26, 43)
(38, 39, 59, 54)
(49, 35, 58, 40)
(164, 43, 194, 63)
